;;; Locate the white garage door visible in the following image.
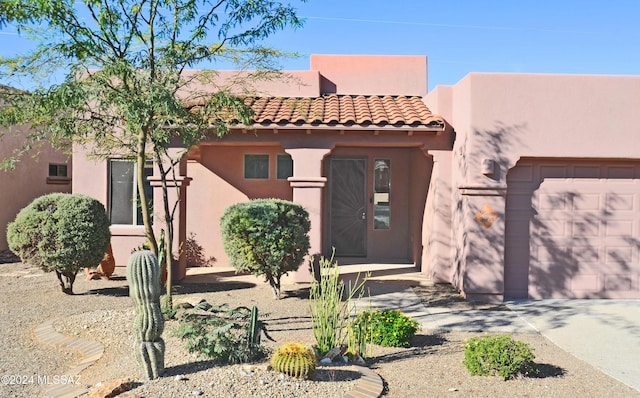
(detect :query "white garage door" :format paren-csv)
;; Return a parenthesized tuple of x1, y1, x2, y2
(505, 160, 640, 299)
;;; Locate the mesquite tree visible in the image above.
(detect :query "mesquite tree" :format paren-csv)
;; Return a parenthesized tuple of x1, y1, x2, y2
(0, 0, 305, 306)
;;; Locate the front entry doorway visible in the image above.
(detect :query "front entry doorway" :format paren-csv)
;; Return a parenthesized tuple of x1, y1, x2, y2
(327, 148, 423, 262)
(328, 157, 367, 256)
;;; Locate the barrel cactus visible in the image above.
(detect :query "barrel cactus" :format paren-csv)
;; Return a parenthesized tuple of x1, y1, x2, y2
(271, 343, 317, 379)
(127, 250, 165, 379)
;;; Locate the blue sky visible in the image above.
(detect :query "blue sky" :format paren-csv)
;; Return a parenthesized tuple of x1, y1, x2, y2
(1, 0, 639, 91)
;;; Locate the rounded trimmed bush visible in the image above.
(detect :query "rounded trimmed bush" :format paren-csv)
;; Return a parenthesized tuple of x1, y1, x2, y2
(220, 199, 310, 298)
(7, 193, 111, 294)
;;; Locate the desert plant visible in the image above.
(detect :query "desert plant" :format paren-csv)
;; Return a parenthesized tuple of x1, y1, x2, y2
(350, 309, 420, 348)
(463, 334, 538, 380)
(271, 343, 317, 379)
(127, 250, 165, 379)
(309, 255, 369, 356)
(220, 199, 311, 298)
(7, 193, 110, 294)
(173, 301, 272, 364)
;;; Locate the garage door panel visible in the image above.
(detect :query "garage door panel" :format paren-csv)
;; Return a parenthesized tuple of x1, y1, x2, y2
(505, 160, 640, 299)
(605, 246, 634, 265)
(572, 193, 600, 210)
(606, 193, 635, 211)
(605, 275, 636, 291)
(532, 218, 568, 237)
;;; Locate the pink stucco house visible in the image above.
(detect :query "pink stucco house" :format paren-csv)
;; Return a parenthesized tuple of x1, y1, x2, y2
(1, 122, 71, 251)
(72, 54, 640, 302)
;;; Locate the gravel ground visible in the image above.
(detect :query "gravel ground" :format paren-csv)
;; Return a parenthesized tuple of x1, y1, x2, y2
(0, 255, 639, 398)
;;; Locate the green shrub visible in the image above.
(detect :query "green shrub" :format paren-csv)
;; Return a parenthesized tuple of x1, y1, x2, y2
(463, 334, 538, 380)
(7, 193, 111, 294)
(173, 301, 271, 364)
(350, 309, 419, 348)
(220, 199, 310, 298)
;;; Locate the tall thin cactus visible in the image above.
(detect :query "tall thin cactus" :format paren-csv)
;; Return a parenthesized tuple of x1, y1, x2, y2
(127, 250, 165, 379)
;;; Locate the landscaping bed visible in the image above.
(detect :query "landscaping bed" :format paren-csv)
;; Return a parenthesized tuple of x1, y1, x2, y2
(0, 260, 638, 397)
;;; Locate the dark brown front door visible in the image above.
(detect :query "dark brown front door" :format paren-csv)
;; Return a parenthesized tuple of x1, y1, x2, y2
(329, 157, 367, 256)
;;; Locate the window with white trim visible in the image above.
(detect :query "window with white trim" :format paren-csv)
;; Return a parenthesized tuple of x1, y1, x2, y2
(108, 160, 153, 225)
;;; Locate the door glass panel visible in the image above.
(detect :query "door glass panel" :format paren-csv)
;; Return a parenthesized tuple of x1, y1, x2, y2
(373, 159, 391, 229)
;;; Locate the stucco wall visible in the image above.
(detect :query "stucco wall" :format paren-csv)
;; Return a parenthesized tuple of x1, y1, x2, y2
(427, 72, 640, 300)
(1, 125, 71, 251)
(186, 144, 293, 267)
(310, 54, 428, 96)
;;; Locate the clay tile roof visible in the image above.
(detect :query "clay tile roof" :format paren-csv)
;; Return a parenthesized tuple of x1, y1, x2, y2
(244, 94, 444, 128)
(187, 94, 445, 129)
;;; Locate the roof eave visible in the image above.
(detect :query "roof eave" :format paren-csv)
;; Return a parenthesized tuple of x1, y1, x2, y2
(232, 122, 446, 134)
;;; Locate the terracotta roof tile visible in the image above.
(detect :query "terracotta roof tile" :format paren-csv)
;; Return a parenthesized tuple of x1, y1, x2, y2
(188, 94, 445, 128)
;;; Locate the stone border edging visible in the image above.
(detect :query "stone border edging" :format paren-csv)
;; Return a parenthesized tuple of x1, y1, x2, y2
(346, 365, 384, 398)
(33, 319, 104, 398)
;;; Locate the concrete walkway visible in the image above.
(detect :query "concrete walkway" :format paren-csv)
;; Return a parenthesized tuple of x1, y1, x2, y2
(358, 276, 640, 393)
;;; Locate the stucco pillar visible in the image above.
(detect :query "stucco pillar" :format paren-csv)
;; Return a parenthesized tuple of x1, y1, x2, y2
(456, 184, 507, 303)
(148, 154, 192, 281)
(423, 150, 453, 282)
(285, 147, 331, 283)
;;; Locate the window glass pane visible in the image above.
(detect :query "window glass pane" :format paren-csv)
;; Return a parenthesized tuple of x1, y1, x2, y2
(136, 162, 154, 226)
(48, 164, 68, 177)
(277, 154, 293, 180)
(244, 154, 269, 179)
(109, 160, 134, 225)
(373, 159, 391, 230)
(109, 160, 153, 225)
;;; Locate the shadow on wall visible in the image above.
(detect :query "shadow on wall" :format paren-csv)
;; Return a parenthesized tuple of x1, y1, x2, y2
(448, 122, 528, 295)
(184, 232, 217, 267)
(506, 159, 640, 299)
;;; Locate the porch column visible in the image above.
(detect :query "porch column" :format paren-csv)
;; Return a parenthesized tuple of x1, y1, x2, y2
(456, 185, 507, 303)
(285, 147, 332, 283)
(148, 152, 192, 281)
(423, 150, 453, 282)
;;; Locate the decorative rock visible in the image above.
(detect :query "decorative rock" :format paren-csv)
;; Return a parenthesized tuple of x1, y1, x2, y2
(175, 374, 188, 381)
(192, 389, 204, 396)
(323, 344, 348, 362)
(85, 378, 132, 398)
(319, 358, 332, 365)
(353, 354, 367, 366)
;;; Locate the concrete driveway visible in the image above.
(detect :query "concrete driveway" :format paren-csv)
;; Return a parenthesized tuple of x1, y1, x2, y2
(358, 279, 640, 392)
(506, 299, 640, 392)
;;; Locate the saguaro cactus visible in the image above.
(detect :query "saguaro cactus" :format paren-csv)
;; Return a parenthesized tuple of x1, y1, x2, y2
(127, 250, 165, 379)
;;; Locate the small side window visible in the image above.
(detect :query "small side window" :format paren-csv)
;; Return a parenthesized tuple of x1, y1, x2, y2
(244, 154, 269, 179)
(47, 163, 70, 184)
(48, 164, 68, 178)
(277, 154, 293, 180)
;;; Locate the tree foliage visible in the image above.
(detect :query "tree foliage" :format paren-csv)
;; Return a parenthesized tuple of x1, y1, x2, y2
(0, 0, 305, 302)
(7, 193, 111, 294)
